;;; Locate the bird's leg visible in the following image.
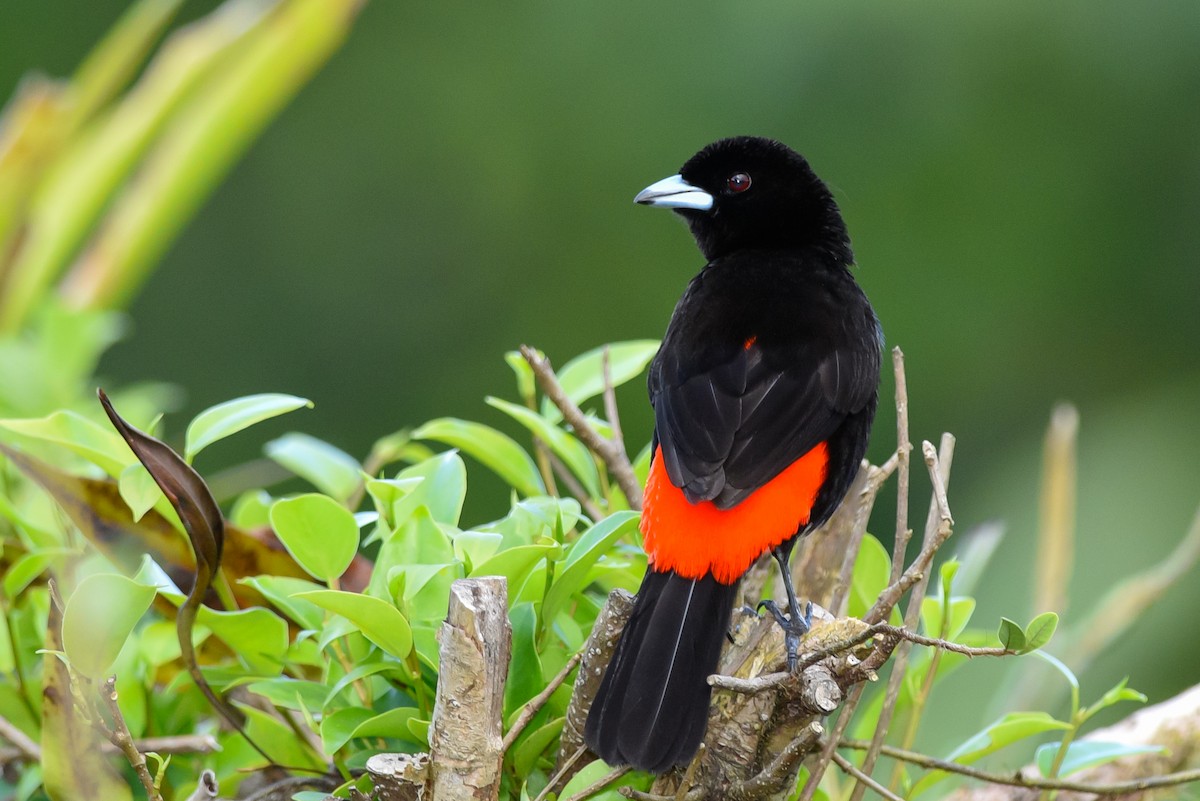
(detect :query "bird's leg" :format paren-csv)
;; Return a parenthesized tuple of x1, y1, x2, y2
(756, 546, 812, 671)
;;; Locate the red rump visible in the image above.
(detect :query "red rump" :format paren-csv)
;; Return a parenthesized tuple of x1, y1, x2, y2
(641, 442, 829, 584)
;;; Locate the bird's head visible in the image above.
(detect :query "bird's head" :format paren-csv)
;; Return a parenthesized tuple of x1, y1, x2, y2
(634, 136, 851, 263)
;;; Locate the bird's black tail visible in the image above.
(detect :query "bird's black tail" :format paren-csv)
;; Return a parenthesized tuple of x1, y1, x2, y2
(584, 569, 739, 773)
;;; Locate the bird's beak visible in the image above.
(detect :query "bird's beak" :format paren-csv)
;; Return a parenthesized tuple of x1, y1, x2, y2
(634, 174, 714, 211)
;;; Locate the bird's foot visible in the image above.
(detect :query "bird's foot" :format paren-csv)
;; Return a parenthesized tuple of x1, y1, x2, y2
(757, 599, 813, 671)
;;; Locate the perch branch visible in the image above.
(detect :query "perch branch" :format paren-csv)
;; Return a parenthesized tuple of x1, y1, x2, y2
(890, 347, 914, 585)
(839, 738, 1200, 795)
(100, 675, 162, 801)
(521, 345, 643, 509)
(831, 749, 905, 801)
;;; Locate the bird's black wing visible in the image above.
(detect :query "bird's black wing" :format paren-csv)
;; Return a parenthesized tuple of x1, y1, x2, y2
(651, 335, 877, 510)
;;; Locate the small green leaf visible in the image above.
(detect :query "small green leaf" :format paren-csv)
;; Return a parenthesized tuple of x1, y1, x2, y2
(1023, 611, 1059, 653)
(848, 534, 892, 619)
(539, 340, 660, 424)
(296, 589, 413, 659)
(1036, 741, 1167, 779)
(997, 617, 1026, 651)
(0, 410, 131, 474)
(921, 596, 975, 641)
(1086, 677, 1148, 717)
(352, 706, 424, 744)
(413, 418, 544, 497)
(470, 542, 559, 589)
(230, 489, 273, 528)
(62, 573, 156, 678)
(320, 706, 374, 754)
(195, 606, 288, 676)
(185, 393, 312, 461)
(505, 603, 543, 717)
(269, 493, 359, 583)
(4, 548, 74, 598)
(486, 396, 602, 498)
(246, 678, 328, 712)
(511, 716, 565, 779)
(393, 452, 467, 526)
(910, 711, 1072, 795)
(117, 462, 162, 522)
(505, 350, 536, 400)
(265, 432, 361, 503)
(239, 575, 326, 630)
(542, 511, 639, 627)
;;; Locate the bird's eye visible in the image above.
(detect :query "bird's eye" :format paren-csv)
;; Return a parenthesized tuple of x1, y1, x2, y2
(726, 172, 752, 193)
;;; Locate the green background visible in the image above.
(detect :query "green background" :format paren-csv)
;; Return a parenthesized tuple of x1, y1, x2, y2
(3, 0, 1198, 757)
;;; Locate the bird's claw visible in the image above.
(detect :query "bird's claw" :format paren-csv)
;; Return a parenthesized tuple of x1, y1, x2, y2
(757, 599, 813, 671)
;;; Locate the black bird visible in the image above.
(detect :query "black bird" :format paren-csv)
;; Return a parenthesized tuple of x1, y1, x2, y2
(584, 137, 882, 773)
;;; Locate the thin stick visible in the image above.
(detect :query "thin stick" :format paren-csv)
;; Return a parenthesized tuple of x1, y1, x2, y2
(100, 675, 162, 801)
(535, 746, 587, 801)
(503, 652, 583, 751)
(831, 750, 905, 801)
(839, 738, 1200, 795)
(0, 714, 40, 762)
(521, 345, 643, 510)
(559, 765, 630, 801)
(849, 437, 954, 801)
(799, 684, 865, 801)
(865, 437, 956, 624)
(890, 348, 913, 584)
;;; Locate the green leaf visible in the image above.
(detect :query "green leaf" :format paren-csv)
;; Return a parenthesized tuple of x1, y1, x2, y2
(542, 511, 639, 627)
(506, 603, 544, 717)
(388, 561, 463, 622)
(117, 462, 162, 522)
(997, 617, 1026, 651)
(1082, 677, 1148, 722)
(505, 350, 536, 400)
(62, 573, 156, 678)
(296, 589, 413, 659)
(265, 432, 361, 503)
(539, 340, 660, 423)
(1036, 740, 1167, 779)
(269, 493, 359, 583)
(195, 605, 288, 676)
(394, 452, 467, 526)
(3, 548, 74, 598)
(230, 489, 273, 528)
(413, 418, 544, 497)
(910, 712, 1072, 795)
(239, 575, 326, 630)
(352, 706, 424, 743)
(848, 534, 892, 619)
(246, 678, 328, 713)
(921, 596, 975, 641)
(511, 716, 565, 779)
(1023, 611, 1059, 653)
(470, 542, 559, 589)
(0, 410, 131, 474)
(320, 706, 374, 754)
(184, 393, 312, 461)
(486, 396, 602, 498)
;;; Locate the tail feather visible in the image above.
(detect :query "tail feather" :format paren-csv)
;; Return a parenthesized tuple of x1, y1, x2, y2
(585, 569, 738, 773)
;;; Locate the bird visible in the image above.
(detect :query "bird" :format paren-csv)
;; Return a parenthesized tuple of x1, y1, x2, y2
(583, 136, 882, 774)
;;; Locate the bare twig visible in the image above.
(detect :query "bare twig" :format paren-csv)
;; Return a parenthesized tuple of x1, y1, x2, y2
(726, 721, 824, 799)
(535, 746, 587, 801)
(521, 345, 643, 509)
(100, 675, 162, 801)
(891, 347, 913, 584)
(0, 713, 41, 763)
(864, 436, 956, 624)
(798, 683, 866, 801)
(503, 651, 583, 751)
(849, 436, 955, 801)
(839, 738, 1200, 795)
(831, 749, 905, 801)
